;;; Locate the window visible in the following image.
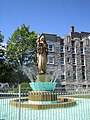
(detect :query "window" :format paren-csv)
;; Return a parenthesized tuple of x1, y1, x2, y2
(86, 39, 89, 46)
(72, 58, 76, 64)
(48, 44, 54, 52)
(73, 74, 76, 79)
(60, 57, 64, 64)
(72, 48, 75, 53)
(67, 36, 70, 43)
(82, 66, 85, 71)
(61, 65, 64, 72)
(67, 46, 70, 52)
(81, 59, 84, 65)
(67, 71, 71, 77)
(60, 45, 64, 52)
(73, 66, 76, 71)
(47, 56, 54, 64)
(60, 39, 64, 45)
(72, 54, 75, 58)
(67, 57, 70, 63)
(61, 75, 65, 79)
(82, 73, 85, 79)
(82, 72, 85, 79)
(80, 48, 84, 54)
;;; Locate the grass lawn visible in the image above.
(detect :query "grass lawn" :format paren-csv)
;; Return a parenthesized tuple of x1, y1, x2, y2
(64, 94, 90, 99)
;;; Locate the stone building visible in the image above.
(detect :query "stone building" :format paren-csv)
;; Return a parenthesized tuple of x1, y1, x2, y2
(38, 26, 90, 91)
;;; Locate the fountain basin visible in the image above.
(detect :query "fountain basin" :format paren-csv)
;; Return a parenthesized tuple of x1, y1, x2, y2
(29, 82, 57, 91)
(10, 97, 76, 110)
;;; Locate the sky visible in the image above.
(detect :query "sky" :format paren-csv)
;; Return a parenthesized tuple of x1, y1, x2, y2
(1, 0, 90, 42)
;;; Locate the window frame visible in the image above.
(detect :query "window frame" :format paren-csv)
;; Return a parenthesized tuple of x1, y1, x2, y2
(60, 45, 64, 52)
(86, 39, 89, 46)
(47, 56, 54, 64)
(48, 44, 54, 52)
(60, 57, 64, 64)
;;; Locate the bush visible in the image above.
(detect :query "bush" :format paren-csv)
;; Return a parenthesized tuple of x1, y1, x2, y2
(21, 82, 30, 88)
(14, 82, 32, 93)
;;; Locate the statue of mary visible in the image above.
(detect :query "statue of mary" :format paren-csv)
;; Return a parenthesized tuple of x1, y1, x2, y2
(37, 36, 48, 74)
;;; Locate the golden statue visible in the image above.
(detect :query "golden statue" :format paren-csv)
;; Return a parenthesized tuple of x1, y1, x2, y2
(37, 36, 48, 74)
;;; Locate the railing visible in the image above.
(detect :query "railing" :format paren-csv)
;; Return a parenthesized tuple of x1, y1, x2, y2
(0, 87, 90, 120)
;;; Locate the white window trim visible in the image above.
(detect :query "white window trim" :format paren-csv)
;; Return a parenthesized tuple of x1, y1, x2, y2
(67, 46, 70, 52)
(60, 45, 64, 52)
(67, 36, 70, 43)
(48, 44, 54, 52)
(60, 57, 64, 65)
(86, 39, 89, 46)
(67, 57, 70, 63)
(47, 55, 54, 64)
(67, 71, 71, 77)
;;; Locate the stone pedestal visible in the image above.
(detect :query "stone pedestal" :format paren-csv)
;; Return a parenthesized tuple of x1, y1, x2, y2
(28, 91, 57, 101)
(36, 74, 51, 82)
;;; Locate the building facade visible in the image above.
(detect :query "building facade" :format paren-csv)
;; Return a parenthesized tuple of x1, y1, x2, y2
(38, 26, 90, 90)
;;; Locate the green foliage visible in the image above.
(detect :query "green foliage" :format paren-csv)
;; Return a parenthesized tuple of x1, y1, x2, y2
(0, 25, 37, 84)
(20, 82, 30, 88)
(0, 31, 4, 42)
(6, 24, 37, 67)
(0, 61, 14, 83)
(0, 31, 5, 62)
(14, 82, 31, 93)
(0, 32, 14, 83)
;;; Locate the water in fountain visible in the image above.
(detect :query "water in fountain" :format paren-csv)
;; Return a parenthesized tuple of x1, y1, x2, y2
(51, 65, 61, 82)
(22, 65, 37, 82)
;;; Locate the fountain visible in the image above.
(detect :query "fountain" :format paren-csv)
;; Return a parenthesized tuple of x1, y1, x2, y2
(10, 37, 76, 109)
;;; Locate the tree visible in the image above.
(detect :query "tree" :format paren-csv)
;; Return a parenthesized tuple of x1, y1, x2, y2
(0, 31, 4, 42)
(6, 24, 37, 67)
(0, 62, 14, 83)
(0, 31, 14, 83)
(6, 24, 38, 84)
(0, 31, 5, 62)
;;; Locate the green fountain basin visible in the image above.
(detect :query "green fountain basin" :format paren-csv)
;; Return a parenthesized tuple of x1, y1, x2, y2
(30, 82, 57, 91)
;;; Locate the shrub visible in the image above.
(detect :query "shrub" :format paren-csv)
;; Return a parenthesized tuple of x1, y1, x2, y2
(14, 82, 32, 93)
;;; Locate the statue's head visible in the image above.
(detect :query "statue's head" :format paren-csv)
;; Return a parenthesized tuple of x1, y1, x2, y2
(37, 35, 46, 44)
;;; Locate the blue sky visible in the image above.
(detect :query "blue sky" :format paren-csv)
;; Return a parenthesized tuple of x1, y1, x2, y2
(1, 0, 90, 42)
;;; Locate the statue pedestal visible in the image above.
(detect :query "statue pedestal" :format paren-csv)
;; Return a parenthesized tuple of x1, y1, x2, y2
(28, 91, 57, 101)
(36, 74, 51, 82)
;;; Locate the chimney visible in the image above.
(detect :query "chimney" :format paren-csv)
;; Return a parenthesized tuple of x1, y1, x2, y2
(70, 26, 74, 33)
